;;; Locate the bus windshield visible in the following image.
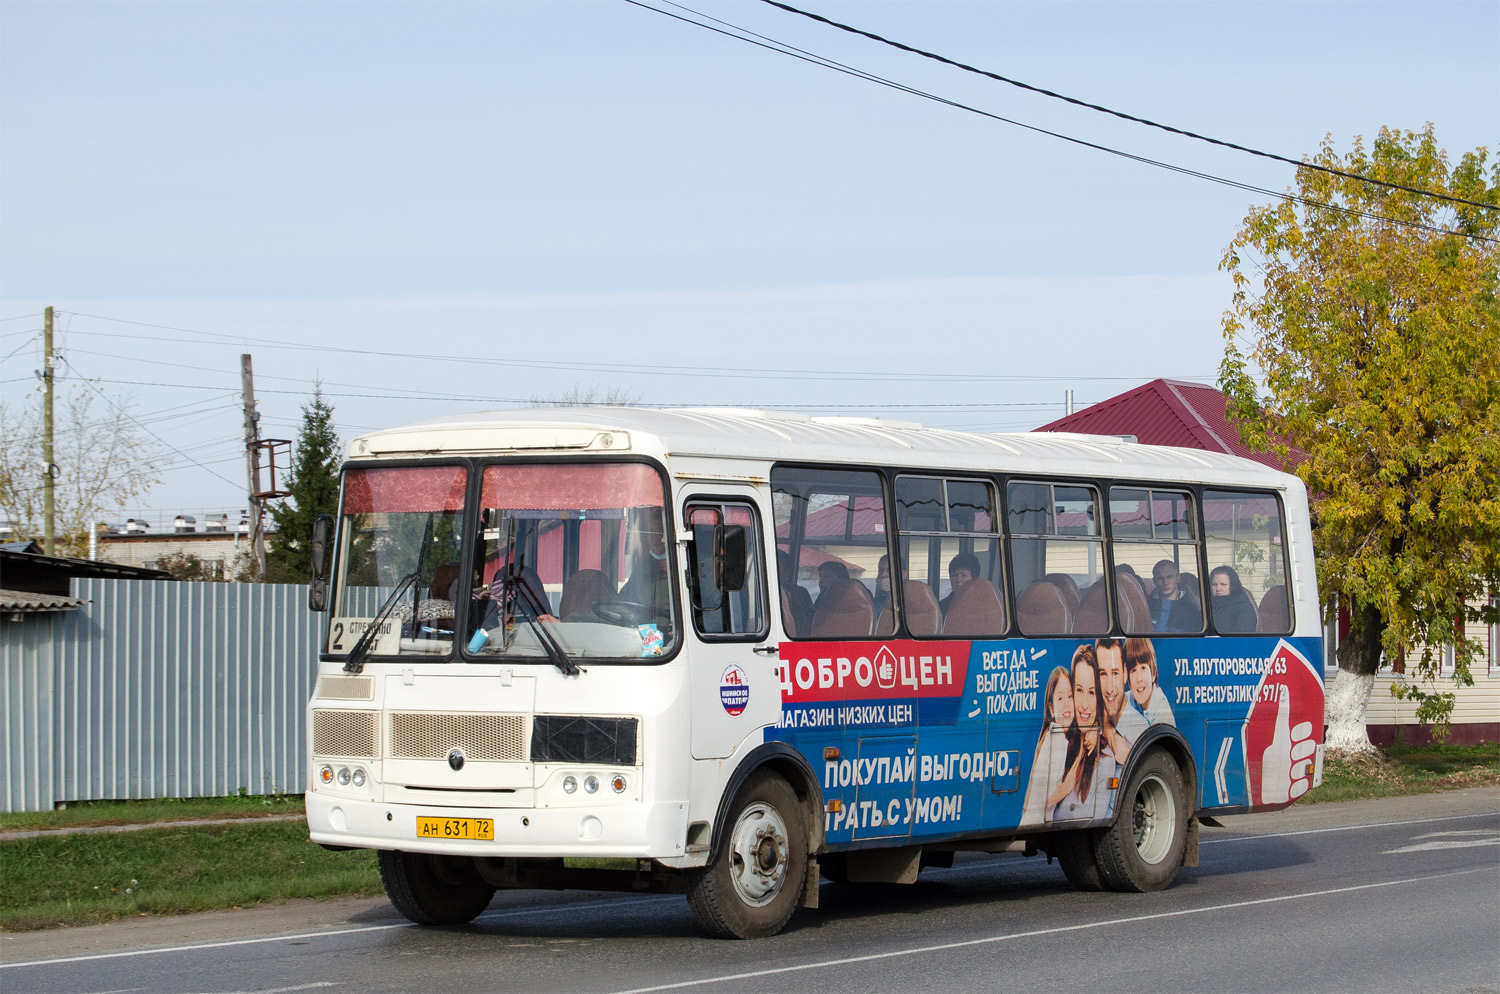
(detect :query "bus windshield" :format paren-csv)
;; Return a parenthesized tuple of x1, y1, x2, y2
(329, 464, 467, 658)
(326, 460, 677, 663)
(466, 462, 676, 662)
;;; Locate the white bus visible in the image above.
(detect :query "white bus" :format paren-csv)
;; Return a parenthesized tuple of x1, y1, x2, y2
(305, 407, 1324, 938)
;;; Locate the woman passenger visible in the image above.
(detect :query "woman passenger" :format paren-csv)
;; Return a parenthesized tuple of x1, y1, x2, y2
(1210, 565, 1259, 633)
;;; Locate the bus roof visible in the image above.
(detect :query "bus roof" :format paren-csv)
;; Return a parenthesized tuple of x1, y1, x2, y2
(346, 406, 1299, 490)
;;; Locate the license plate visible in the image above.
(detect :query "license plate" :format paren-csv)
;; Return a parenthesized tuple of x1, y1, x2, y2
(415, 816, 494, 841)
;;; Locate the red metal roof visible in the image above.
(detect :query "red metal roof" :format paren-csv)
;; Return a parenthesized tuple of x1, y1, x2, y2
(1034, 379, 1299, 471)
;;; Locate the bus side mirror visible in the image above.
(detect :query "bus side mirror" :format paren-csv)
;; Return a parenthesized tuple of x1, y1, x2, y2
(714, 524, 748, 592)
(309, 514, 333, 612)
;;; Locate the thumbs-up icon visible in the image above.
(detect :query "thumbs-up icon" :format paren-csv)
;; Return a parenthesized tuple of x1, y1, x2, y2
(1244, 641, 1323, 808)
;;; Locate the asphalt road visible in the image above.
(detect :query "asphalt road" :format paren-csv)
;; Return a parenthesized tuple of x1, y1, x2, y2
(4, 787, 1497, 994)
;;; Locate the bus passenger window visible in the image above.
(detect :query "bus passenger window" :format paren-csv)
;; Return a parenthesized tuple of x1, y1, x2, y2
(1009, 481, 1106, 636)
(772, 467, 894, 640)
(896, 475, 1004, 638)
(1109, 488, 1204, 635)
(1202, 491, 1293, 635)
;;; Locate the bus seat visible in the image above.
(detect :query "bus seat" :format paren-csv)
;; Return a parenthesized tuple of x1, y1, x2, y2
(1259, 585, 1289, 633)
(811, 579, 874, 639)
(1073, 581, 1111, 635)
(1044, 573, 1081, 616)
(1117, 573, 1152, 635)
(1016, 580, 1072, 636)
(943, 578, 1005, 637)
(881, 580, 940, 637)
(782, 582, 814, 638)
(559, 568, 611, 619)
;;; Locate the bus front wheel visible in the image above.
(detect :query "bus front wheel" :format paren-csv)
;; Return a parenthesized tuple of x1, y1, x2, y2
(378, 850, 495, 925)
(686, 770, 808, 939)
(1093, 750, 1188, 892)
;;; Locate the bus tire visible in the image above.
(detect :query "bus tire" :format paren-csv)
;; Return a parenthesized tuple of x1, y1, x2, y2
(378, 850, 495, 926)
(1093, 749, 1187, 893)
(686, 770, 807, 939)
(1053, 830, 1108, 891)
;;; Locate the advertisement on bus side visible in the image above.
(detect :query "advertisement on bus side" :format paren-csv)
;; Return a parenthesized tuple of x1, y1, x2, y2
(765, 635, 1324, 845)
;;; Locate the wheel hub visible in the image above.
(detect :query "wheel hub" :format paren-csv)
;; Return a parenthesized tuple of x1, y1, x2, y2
(727, 802, 789, 906)
(1132, 773, 1176, 865)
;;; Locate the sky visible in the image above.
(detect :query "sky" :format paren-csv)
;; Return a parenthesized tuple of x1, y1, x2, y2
(1, 0, 1496, 527)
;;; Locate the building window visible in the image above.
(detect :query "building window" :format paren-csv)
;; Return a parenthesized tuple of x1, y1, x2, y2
(1490, 595, 1499, 678)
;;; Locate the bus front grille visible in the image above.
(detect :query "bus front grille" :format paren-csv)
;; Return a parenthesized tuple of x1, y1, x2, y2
(388, 712, 527, 762)
(316, 675, 375, 701)
(312, 709, 379, 758)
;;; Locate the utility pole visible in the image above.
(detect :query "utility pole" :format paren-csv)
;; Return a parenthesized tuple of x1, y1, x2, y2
(42, 306, 56, 556)
(241, 354, 266, 577)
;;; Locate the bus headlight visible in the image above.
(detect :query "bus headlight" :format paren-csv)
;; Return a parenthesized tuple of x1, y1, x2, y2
(562, 775, 578, 794)
(584, 775, 599, 794)
(351, 768, 366, 787)
(337, 767, 351, 786)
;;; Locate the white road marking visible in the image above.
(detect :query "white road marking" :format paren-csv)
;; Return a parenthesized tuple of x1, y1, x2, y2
(1199, 811, 1494, 845)
(1385, 837, 1500, 854)
(612, 867, 1496, 993)
(0, 895, 671, 970)
(221, 984, 341, 994)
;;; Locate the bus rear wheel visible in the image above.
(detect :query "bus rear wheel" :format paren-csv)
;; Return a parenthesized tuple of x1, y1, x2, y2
(378, 850, 496, 925)
(1093, 749, 1187, 892)
(686, 770, 807, 939)
(1052, 830, 1108, 891)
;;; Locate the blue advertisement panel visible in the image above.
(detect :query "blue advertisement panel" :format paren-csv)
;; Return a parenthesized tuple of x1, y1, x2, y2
(767, 635, 1324, 848)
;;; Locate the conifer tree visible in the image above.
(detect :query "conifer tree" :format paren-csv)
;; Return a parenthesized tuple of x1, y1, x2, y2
(265, 386, 341, 583)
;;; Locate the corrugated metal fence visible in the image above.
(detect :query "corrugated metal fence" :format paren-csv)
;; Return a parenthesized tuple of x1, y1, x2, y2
(1, 578, 323, 812)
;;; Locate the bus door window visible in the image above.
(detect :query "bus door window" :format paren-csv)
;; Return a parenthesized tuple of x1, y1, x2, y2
(772, 467, 893, 639)
(685, 502, 767, 639)
(1009, 481, 1107, 636)
(1202, 490, 1293, 634)
(895, 475, 1004, 637)
(1109, 488, 1204, 635)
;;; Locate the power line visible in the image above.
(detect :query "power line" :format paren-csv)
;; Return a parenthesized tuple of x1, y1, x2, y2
(55, 355, 242, 489)
(625, 1, 1495, 245)
(757, 0, 1498, 214)
(57, 318, 1216, 384)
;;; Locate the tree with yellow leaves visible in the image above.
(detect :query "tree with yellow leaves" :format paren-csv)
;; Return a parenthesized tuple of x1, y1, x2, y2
(1220, 124, 1499, 754)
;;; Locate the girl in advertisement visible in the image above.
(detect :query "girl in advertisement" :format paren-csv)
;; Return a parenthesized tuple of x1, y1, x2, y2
(1049, 645, 1119, 822)
(1020, 666, 1079, 825)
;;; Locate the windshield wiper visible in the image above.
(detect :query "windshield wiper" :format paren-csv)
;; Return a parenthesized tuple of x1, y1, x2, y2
(344, 571, 419, 674)
(504, 565, 580, 677)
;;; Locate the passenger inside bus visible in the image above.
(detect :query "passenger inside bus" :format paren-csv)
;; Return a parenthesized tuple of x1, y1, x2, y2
(776, 550, 814, 637)
(1209, 565, 1259, 633)
(938, 552, 980, 617)
(615, 511, 672, 621)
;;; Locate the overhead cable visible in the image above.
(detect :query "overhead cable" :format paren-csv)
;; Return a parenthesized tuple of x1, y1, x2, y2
(757, 0, 1497, 213)
(625, 1, 1494, 244)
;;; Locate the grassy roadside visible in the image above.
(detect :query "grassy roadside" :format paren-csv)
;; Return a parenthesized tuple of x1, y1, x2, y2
(1, 814, 381, 932)
(1305, 742, 1500, 803)
(3, 744, 1497, 932)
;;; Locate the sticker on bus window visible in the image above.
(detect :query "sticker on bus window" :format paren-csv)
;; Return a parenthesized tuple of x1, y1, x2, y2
(720, 664, 749, 716)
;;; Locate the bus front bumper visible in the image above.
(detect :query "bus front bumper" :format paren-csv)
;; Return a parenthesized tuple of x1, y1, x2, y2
(305, 791, 690, 860)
